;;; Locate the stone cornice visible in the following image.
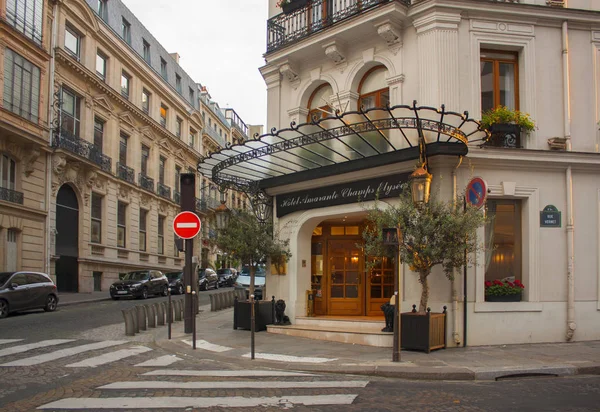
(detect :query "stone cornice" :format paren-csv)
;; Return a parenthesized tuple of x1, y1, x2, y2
(412, 10, 462, 34)
(0, 21, 52, 65)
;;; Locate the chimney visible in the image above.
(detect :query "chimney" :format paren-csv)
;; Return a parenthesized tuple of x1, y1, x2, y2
(169, 52, 180, 64)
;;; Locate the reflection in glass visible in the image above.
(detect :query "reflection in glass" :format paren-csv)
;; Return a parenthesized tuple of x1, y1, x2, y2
(331, 286, 343, 298)
(346, 271, 359, 284)
(346, 286, 358, 298)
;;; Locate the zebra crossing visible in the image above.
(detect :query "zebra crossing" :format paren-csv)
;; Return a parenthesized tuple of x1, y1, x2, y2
(37, 369, 368, 409)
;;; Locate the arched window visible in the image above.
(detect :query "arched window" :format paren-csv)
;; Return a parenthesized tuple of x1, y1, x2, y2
(307, 83, 333, 122)
(0, 153, 17, 191)
(358, 66, 389, 110)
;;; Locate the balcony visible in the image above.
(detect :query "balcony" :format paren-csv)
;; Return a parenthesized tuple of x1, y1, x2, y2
(174, 191, 181, 204)
(139, 173, 155, 192)
(195, 196, 220, 212)
(117, 163, 135, 184)
(267, 0, 408, 53)
(483, 124, 522, 149)
(53, 130, 112, 173)
(158, 183, 172, 200)
(202, 124, 227, 148)
(0, 186, 24, 205)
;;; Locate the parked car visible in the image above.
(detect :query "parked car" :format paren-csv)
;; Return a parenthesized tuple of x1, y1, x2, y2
(0, 271, 58, 319)
(110, 270, 168, 300)
(234, 266, 266, 300)
(198, 268, 219, 291)
(216, 268, 237, 287)
(165, 271, 185, 295)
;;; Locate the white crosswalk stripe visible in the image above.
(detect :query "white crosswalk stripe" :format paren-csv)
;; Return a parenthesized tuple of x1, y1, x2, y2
(0, 339, 23, 345)
(37, 368, 367, 409)
(66, 346, 152, 368)
(0, 339, 75, 358)
(134, 355, 182, 367)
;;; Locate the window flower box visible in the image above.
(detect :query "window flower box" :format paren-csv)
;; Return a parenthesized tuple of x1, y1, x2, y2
(485, 279, 525, 302)
(278, 0, 308, 14)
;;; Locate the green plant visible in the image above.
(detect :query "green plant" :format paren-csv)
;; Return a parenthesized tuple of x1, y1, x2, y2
(485, 279, 524, 296)
(363, 184, 486, 313)
(480, 106, 536, 133)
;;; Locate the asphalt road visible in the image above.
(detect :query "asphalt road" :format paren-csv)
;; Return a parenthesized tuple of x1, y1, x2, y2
(0, 286, 234, 340)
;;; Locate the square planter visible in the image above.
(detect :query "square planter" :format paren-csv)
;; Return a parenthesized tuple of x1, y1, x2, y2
(487, 123, 522, 148)
(485, 293, 522, 302)
(233, 298, 275, 332)
(281, 0, 308, 14)
(401, 307, 447, 353)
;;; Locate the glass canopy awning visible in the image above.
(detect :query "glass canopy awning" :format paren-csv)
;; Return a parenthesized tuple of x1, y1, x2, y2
(197, 103, 489, 196)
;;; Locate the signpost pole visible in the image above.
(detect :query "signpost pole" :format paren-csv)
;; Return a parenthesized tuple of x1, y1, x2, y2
(179, 173, 198, 335)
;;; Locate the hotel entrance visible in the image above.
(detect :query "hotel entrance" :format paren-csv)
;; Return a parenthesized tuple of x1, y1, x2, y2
(310, 221, 395, 316)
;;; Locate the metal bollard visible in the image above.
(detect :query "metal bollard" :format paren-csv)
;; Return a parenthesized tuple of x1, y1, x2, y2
(227, 290, 234, 308)
(131, 307, 139, 334)
(156, 302, 165, 326)
(136, 305, 147, 331)
(209, 294, 215, 312)
(216, 293, 223, 311)
(122, 309, 135, 336)
(174, 300, 182, 321)
(145, 304, 156, 328)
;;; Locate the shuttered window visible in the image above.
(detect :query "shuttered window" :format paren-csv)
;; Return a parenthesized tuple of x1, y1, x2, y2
(3, 49, 41, 123)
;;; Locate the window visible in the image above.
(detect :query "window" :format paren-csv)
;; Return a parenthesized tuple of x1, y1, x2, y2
(93, 117, 104, 150)
(160, 58, 167, 79)
(96, 51, 107, 80)
(307, 83, 333, 122)
(484, 199, 522, 298)
(121, 71, 130, 99)
(158, 216, 165, 255)
(189, 87, 194, 104)
(142, 89, 150, 114)
(143, 39, 151, 63)
(160, 104, 167, 127)
(91, 192, 102, 243)
(6, 0, 44, 45)
(358, 66, 389, 110)
(61, 88, 81, 137)
(175, 117, 182, 138)
(139, 209, 147, 251)
(159, 156, 166, 184)
(64, 26, 80, 59)
(97, 0, 107, 21)
(141, 145, 150, 175)
(189, 129, 196, 148)
(208, 118, 212, 127)
(117, 201, 127, 248)
(0, 154, 17, 191)
(175, 166, 181, 193)
(5, 229, 18, 271)
(480, 50, 518, 113)
(176, 74, 182, 93)
(119, 133, 128, 165)
(3, 49, 41, 123)
(219, 129, 222, 137)
(121, 18, 131, 44)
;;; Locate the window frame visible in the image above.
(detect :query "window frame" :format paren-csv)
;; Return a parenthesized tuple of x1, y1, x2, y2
(6, 0, 44, 45)
(139, 208, 147, 252)
(143, 39, 151, 63)
(96, 50, 107, 80)
(160, 58, 167, 79)
(175, 117, 182, 138)
(64, 25, 80, 60)
(0, 153, 17, 191)
(93, 116, 104, 150)
(97, 0, 107, 21)
(160, 104, 168, 127)
(119, 132, 128, 166)
(357, 65, 389, 110)
(159, 156, 166, 185)
(176, 74, 182, 94)
(117, 201, 127, 248)
(61, 87, 81, 137)
(480, 49, 520, 113)
(3, 48, 41, 123)
(141, 144, 150, 176)
(307, 83, 333, 122)
(142, 89, 150, 114)
(158, 215, 165, 255)
(121, 71, 131, 99)
(91, 192, 102, 244)
(121, 17, 131, 44)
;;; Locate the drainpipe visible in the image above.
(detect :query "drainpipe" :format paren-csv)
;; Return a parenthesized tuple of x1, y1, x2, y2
(451, 156, 463, 346)
(45, 0, 59, 275)
(562, 17, 576, 341)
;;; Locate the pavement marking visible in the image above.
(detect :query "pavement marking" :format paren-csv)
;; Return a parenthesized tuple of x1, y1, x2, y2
(0, 339, 24, 345)
(134, 355, 182, 367)
(0, 339, 75, 358)
(142, 369, 315, 377)
(181, 339, 233, 352)
(66, 346, 152, 368)
(0, 340, 127, 367)
(99, 380, 369, 390)
(37, 395, 359, 409)
(242, 352, 338, 363)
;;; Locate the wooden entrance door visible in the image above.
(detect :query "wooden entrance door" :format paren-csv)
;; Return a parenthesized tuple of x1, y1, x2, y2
(328, 240, 363, 315)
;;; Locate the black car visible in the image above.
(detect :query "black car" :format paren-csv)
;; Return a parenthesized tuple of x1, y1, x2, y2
(165, 271, 184, 295)
(216, 268, 236, 287)
(0, 271, 58, 319)
(198, 268, 219, 291)
(110, 270, 168, 300)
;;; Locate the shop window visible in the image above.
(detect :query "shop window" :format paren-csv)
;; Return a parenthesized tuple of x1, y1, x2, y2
(485, 199, 522, 286)
(331, 226, 345, 236)
(480, 50, 518, 113)
(358, 65, 389, 110)
(307, 83, 333, 122)
(368, 256, 394, 299)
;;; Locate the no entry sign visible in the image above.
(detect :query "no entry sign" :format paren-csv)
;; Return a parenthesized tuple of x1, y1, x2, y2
(172, 211, 201, 239)
(466, 177, 488, 209)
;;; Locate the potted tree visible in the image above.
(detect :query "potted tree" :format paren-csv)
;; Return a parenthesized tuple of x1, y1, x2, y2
(277, 0, 309, 14)
(480, 106, 536, 148)
(363, 184, 485, 352)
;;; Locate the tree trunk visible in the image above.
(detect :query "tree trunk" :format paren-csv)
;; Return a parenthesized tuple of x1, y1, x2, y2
(249, 265, 255, 299)
(419, 271, 430, 313)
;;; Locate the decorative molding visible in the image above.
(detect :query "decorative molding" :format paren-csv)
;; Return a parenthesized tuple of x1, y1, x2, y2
(158, 201, 167, 214)
(386, 74, 405, 86)
(118, 111, 136, 130)
(50, 154, 96, 206)
(362, 48, 375, 64)
(140, 193, 152, 208)
(286, 107, 309, 125)
(412, 11, 461, 34)
(23, 146, 40, 176)
(471, 19, 535, 36)
(92, 95, 114, 113)
(0, 213, 24, 231)
(593, 31, 600, 43)
(279, 63, 300, 88)
(374, 20, 402, 55)
(322, 41, 347, 72)
(118, 183, 131, 201)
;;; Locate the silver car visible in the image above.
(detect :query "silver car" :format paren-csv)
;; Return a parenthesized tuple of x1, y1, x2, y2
(0, 272, 59, 319)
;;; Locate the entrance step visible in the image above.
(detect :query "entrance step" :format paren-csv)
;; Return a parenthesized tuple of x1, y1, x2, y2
(267, 317, 392, 347)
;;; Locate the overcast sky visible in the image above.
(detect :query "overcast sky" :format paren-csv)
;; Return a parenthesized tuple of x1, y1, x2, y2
(122, 0, 268, 128)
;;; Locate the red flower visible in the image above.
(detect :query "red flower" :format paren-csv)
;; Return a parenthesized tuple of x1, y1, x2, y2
(493, 280, 503, 286)
(514, 279, 522, 286)
(485, 281, 492, 287)
(507, 281, 514, 287)
(519, 284, 525, 289)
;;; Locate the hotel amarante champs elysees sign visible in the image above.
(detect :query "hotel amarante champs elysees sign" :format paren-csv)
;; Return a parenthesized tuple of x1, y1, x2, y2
(276, 172, 411, 217)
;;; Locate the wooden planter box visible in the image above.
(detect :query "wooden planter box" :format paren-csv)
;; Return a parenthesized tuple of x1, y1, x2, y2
(281, 0, 308, 14)
(233, 299, 275, 332)
(485, 293, 522, 302)
(401, 308, 447, 353)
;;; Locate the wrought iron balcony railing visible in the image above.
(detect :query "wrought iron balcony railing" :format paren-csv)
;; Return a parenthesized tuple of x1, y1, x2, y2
(483, 124, 522, 149)
(0, 186, 24, 205)
(158, 183, 171, 200)
(53, 130, 112, 173)
(267, 0, 408, 53)
(138, 173, 155, 192)
(173, 191, 181, 205)
(117, 163, 135, 184)
(195, 196, 220, 212)
(202, 123, 227, 148)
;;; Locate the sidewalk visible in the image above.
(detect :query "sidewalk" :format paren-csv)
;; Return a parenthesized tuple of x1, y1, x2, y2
(58, 291, 112, 306)
(152, 305, 600, 381)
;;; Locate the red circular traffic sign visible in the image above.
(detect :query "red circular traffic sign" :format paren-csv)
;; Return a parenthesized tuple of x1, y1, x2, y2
(172, 211, 201, 239)
(466, 177, 488, 209)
